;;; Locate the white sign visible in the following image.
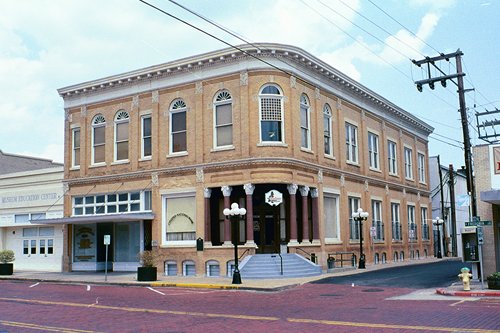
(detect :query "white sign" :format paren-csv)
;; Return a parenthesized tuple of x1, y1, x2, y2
(265, 190, 283, 206)
(370, 226, 377, 237)
(104, 235, 111, 245)
(409, 230, 415, 239)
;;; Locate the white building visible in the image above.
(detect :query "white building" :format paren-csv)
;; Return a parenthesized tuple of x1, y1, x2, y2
(0, 151, 64, 271)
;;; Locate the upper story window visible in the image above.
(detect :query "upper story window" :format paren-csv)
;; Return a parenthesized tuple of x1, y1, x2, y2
(371, 200, 384, 241)
(323, 104, 333, 156)
(72, 128, 80, 168)
(418, 153, 426, 183)
(213, 90, 233, 148)
(300, 94, 311, 149)
(391, 202, 401, 241)
(169, 99, 187, 154)
(114, 110, 129, 162)
(408, 205, 417, 240)
(259, 84, 284, 143)
(421, 207, 429, 240)
(141, 115, 152, 159)
(91, 114, 106, 165)
(345, 122, 358, 164)
(348, 196, 360, 240)
(368, 132, 379, 170)
(404, 147, 413, 180)
(73, 191, 152, 216)
(388, 140, 397, 175)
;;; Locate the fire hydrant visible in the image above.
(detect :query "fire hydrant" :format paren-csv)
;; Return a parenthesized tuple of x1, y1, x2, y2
(458, 267, 473, 291)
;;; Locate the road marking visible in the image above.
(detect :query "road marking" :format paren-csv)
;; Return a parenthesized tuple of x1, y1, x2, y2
(0, 320, 101, 332)
(450, 299, 475, 307)
(1, 297, 499, 333)
(29, 282, 40, 288)
(147, 287, 165, 295)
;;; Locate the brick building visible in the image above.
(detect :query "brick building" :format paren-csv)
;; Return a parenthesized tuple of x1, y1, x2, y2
(52, 43, 433, 275)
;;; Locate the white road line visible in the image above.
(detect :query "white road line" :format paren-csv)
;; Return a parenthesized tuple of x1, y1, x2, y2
(147, 287, 165, 295)
(87, 285, 91, 291)
(29, 282, 39, 288)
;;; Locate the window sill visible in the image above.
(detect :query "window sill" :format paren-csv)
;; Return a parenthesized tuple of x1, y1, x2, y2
(70, 166, 81, 171)
(389, 172, 399, 177)
(89, 163, 106, 169)
(161, 240, 196, 247)
(419, 181, 427, 185)
(324, 154, 336, 161)
(211, 145, 235, 153)
(346, 161, 360, 167)
(257, 142, 288, 148)
(167, 152, 188, 158)
(369, 167, 382, 173)
(324, 238, 342, 245)
(405, 177, 414, 181)
(111, 160, 130, 166)
(139, 156, 152, 162)
(300, 147, 314, 154)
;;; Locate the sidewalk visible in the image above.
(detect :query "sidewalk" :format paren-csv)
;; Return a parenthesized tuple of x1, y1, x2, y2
(1, 257, 498, 296)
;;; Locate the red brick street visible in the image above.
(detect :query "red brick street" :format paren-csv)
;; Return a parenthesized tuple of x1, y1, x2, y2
(1, 279, 499, 333)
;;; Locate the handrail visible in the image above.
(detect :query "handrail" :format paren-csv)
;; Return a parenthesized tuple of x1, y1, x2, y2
(295, 247, 311, 260)
(296, 247, 317, 264)
(238, 248, 250, 261)
(271, 253, 283, 275)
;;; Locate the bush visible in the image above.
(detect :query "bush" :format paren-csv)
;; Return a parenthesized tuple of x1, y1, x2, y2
(137, 250, 159, 267)
(0, 250, 15, 264)
(487, 272, 500, 281)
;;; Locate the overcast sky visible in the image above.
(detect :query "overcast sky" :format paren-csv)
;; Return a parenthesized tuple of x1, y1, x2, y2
(1, 0, 498, 169)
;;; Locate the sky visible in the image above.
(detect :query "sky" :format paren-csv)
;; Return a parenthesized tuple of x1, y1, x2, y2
(0, 0, 499, 169)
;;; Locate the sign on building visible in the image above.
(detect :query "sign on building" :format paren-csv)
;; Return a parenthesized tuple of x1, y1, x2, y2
(265, 190, 283, 206)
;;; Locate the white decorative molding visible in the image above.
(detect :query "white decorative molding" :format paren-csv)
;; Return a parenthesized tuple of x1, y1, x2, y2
(221, 185, 232, 197)
(317, 170, 323, 183)
(290, 76, 296, 88)
(299, 185, 310, 197)
(80, 106, 87, 117)
(63, 183, 69, 193)
(361, 110, 366, 121)
(243, 183, 255, 195)
(196, 168, 204, 182)
(65, 109, 72, 122)
(132, 95, 139, 109)
(399, 129, 403, 139)
(152, 90, 159, 103)
(269, 75, 275, 82)
(417, 192, 421, 202)
(402, 188, 406, 197)
(311, 188, 319, 198)
(240, 72, 248, 86)
(336, 99, 342, 110)
(364, 180, 369, 192)
(204, 188, 212, 198)
(315, 87, 320, 100)
(385, 184, 389, 195)
(151, 172, 159, 187)
(287, 184, 298, 195)
(381, 121, 386, 131)
(195, 82, 203, 95)
(340, 174, 345, 187)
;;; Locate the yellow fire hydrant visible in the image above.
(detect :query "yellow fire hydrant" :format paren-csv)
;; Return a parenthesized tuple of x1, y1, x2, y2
(458, 267, 473, 291)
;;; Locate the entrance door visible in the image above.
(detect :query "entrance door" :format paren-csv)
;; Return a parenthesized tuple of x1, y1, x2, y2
(255, 205, 280, 253)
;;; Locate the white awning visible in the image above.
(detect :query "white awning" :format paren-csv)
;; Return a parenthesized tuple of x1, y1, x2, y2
(35, 212, 155, 225)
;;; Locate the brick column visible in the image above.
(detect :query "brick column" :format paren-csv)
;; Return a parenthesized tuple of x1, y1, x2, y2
(287, 184, 299, 245)
(221, 186, 232, 244)
(311, 188, 320, 244)
(204, 188, 212, 244)
(243, 183, 255, 245)
(300, 186, 310, 243)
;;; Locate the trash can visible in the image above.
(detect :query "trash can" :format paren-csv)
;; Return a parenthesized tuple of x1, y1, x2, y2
(327, 256, 335, 269)
(196, 237, 203, 251)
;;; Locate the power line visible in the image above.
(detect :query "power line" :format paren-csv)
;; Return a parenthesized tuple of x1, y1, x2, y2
(429, 135, 464, 150)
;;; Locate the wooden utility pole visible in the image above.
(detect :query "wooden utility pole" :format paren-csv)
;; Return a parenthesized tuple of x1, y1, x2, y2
(437, 155, 445, 258)
(448, 164, 457, 257)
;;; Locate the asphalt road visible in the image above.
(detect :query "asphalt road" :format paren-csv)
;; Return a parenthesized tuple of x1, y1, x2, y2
(313, 259, 471, 288)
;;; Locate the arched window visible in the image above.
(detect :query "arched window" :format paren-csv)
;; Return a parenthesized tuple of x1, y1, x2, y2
(114, 110, 129, 161)
(374, 253, 379, 265)
(259, 84, 284, 143)
(183, 260, 195, 276)
(382, 252, 387, 264)
(300, 94, 311, 149)
(164, 260, 177, 276)
(92, 114, 106, 164)
(213, 90, 233, 148)
(323, 104, 333, 156)
(206, 260, 220, 277)
(169, 99, 187, 154)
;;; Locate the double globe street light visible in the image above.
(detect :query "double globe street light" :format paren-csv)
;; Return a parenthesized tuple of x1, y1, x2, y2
(432, 217, 444, 259)
(352, 208, 369, 269)
(223, 203, 247, 284)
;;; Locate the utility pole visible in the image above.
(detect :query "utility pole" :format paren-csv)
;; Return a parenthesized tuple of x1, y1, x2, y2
(437, 155, 445, 258)
(413, 50, 477, 220)
(448, 164, 457, 257)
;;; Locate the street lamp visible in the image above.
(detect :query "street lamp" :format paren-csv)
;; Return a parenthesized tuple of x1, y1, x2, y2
(433, 217, 444, 259)
(352, 208, 369, 269)
(223, 202, 247, 284)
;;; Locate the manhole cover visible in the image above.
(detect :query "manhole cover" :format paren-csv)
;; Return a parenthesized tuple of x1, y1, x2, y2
(362, 288, 384, 292)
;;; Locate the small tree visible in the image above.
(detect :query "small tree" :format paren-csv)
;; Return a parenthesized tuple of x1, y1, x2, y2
(0, 250, 15, 264)
(138, 250, 158, 267)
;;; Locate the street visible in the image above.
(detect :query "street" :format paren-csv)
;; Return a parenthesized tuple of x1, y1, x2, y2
(0, 261, 499, 333)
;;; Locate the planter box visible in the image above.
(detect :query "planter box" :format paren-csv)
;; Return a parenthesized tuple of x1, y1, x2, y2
(137, 266, 157, 281)
(0, 263, 13, 275)
(487, 279, 500, 290)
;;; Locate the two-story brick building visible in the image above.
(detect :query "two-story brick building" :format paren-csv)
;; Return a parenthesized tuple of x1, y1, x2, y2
(52, 43, 433, 275)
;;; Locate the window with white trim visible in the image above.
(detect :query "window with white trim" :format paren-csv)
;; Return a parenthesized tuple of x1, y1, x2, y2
(22, 227, 54, 256)
(421, 207, 429, 240)
(348, 197, 360, 240)
(213, 90, 233, 148)
(345, 122, 358, 163)
(206, 260, 220, 277)
(368, 132, 379, 170)
(141, 115, 152, 158)
(391, 203, 401, 241)
(259, 84, 284, 143)
(72, 128, 80, 168)
(404, 147, 413, 179)
(408, 205, 417, 240)
(92, 114, 106, 164)
(72, 191, 152, 216)
(371, 200, 384, 241)
(388, 140, 397, 175)
(163, 193, 196, 244)
(324, 194, 339, 240)
(114, 110, 129, 161)
(183, 260, 196, 276)
(418, 153, 426, 183)
(300, 94, 311, 149)
(169, 99, 187, 154)
(323, 104, 333, 156)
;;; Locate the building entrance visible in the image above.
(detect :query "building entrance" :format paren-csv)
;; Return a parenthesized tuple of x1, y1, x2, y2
(254, 205, 280, 253)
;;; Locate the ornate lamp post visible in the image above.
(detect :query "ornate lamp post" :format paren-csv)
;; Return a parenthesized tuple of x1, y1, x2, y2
(433, 217, 444, 259)
(223, 203, 247, 284)
(352, 208, 369, 269)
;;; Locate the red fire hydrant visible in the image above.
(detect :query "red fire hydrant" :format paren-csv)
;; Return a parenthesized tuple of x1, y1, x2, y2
(458, 267, 473, 291)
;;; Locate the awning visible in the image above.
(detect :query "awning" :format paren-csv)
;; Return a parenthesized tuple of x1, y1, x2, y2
(34, 212, 155, 225)
(480, 190, 500, 205)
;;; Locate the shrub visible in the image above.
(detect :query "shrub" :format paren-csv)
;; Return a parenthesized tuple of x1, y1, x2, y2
(0, 250, 15, 264)
(487, 272, 500, 281)
(137, 250, 159, 267)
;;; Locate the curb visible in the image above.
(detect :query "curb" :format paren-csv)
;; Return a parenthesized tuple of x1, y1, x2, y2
(436, 287, 500, 297)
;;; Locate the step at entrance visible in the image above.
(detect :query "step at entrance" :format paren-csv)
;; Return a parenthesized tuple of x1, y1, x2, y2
(239, 254, 322, 279)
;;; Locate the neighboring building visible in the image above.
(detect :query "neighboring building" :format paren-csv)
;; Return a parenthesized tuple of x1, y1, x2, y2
(0, 151, 64, 271)
(429, 156, 469, 258)
(53, 43, 433, 275)
(472, 144, 500, 275)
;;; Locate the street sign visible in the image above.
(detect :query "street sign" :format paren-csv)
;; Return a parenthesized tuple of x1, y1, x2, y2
(477, 226, 484, 245)
(465, 220, 492, 227)
(104, 235, 111, 245)
(409, 230, 415, 239)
